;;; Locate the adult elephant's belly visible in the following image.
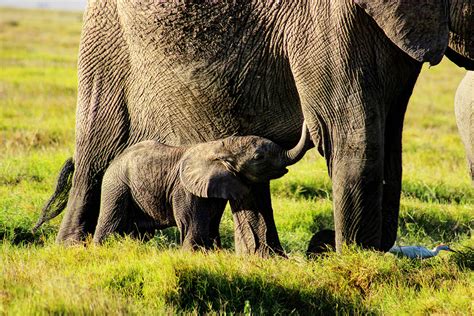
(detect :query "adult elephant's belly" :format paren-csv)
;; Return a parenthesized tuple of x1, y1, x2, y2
(126, 58, 303, 147)
(119, 1, 303, 148)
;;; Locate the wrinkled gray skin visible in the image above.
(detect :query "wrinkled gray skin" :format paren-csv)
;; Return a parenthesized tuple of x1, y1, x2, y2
(53, 0, 474, 255)
(94, 127, 309, 251)
(455, 71, 474, 182)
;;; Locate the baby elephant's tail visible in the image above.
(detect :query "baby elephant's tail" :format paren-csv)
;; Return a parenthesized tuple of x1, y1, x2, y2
(32, 158, 74, 233)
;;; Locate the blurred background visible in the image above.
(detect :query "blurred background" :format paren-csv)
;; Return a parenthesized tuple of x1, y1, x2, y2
(0, 0, 86, 11)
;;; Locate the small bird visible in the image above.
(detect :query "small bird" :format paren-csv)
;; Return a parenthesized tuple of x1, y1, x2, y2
(388, 244, 456, 259)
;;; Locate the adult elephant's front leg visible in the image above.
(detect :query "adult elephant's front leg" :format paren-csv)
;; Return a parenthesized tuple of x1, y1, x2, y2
(380, 69, 420, 251)
(230, 183, 285, 257)
(330, 133, 384, 251)
(309, 98, 385, 251)
(56, 0, 132, 244)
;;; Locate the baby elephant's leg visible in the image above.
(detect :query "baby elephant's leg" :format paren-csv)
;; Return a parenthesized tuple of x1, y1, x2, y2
(209, 200, 227, 248)
(173, 190, 219, 251)
(230, 182, 284, 257)
(93, 173, 131, 244)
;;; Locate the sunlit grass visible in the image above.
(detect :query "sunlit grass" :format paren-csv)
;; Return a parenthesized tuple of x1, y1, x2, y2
(2, 240, 472, 314)
(1, 7, 473, 314)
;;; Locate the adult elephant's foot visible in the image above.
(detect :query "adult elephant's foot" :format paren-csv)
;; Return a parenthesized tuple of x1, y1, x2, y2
(230, 183, 285, 257)
(331, 157, 384, 251)
(56, 180, 101, 244)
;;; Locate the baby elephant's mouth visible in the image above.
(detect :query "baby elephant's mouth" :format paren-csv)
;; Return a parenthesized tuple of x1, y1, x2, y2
(244, 168, 289, 183)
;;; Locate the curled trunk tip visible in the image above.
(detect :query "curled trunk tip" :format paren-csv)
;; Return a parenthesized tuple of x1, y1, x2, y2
(284, 121, 311, 165)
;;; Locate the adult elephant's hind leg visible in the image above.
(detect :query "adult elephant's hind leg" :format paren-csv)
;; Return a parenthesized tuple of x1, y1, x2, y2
(56, 172, 101, 243)
(57, 105, 131, 244)
(56, 0, 131, 244)
(56, 94, 130, 244)
(230, 183, 285, 257)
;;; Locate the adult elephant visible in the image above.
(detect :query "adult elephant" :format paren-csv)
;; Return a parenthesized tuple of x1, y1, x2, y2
(55, 0, 474, 255)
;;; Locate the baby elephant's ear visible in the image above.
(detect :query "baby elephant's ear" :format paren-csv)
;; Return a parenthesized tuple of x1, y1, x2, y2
(179, 144, 250, 200)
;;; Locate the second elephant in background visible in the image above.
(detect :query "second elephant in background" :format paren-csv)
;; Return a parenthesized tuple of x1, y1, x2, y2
(455, 71, 474, 183)
(94, 123, 310, 251)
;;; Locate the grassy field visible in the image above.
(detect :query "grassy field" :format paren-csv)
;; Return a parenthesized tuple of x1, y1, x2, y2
(1, 7, 473, 315)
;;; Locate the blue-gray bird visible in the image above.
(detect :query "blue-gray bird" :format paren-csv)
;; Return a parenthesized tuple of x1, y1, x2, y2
(389, 244, 455, 259)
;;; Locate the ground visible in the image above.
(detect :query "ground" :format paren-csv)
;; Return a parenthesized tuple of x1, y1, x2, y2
(0, 7, 473, 315)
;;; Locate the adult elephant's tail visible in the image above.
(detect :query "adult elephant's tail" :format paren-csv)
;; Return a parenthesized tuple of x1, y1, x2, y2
(32, 158, 74, 233)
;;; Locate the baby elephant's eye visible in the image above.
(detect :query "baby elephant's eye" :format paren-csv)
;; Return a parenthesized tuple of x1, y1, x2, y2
(253, 152, 265, 161)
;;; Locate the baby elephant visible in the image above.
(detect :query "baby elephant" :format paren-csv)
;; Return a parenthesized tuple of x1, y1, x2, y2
(94, 124, 310, 250)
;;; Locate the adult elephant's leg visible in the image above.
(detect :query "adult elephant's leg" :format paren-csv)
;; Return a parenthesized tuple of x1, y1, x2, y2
(56, 1, 131, 243)
(287, 9, 422, 251)
(56, 100, 130, 243)
(380, 69, 421, 252)
(330, 120, 384, 251)
(297, 88, 385, 251)
(57, 171, 102, 243)
(229, 183, 284, 257)
(379, 109, 404, 252)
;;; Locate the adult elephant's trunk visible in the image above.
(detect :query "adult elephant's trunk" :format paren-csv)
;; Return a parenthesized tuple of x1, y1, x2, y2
(445, 0, 474, 70)
(282, 122, 311, 166)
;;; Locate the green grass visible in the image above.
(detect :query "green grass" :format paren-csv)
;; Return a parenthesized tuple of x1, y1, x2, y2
(1, 7, 473, 315)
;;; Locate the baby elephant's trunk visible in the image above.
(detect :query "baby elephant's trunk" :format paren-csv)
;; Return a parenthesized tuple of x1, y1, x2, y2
(282, 122, 311, 166)
(32, 158, 74, 233)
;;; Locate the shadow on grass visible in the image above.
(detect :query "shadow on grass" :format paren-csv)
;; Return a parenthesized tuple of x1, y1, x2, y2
(0, 174, 45, 186)
(0, 211, 57, 245)
(0, 224, 55, 246)
(168, 267, 373, 314)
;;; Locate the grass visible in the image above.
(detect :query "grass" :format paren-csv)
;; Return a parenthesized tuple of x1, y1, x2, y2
(1, 7, 473, 315)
